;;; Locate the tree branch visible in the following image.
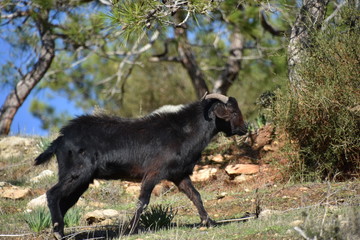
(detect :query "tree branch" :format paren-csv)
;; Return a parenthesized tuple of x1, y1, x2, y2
(260, 10, 285, 36)
(213, 30, 244, 94)
(322, 1, 347, 30)
(0, 10, 31, 20)
(0, 10, 55, 135)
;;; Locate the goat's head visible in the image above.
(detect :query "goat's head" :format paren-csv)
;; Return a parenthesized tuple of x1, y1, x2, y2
(204, 93, 248, 136)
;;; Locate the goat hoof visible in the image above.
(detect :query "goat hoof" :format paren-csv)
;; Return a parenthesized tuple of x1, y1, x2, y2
(200, 218, 217, 227)
(53, 232, 62, 240)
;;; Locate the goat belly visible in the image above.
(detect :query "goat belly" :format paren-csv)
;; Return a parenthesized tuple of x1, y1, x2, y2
(94, 161, 145, 181)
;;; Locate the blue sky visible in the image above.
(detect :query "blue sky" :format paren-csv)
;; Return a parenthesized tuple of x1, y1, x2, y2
(0, 87, 82, 136)
(0, 38, 82, 136)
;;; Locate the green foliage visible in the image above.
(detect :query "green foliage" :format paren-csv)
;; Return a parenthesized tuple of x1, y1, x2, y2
(24, 207, 52, 233)
(64, 207, 83, 227)
(140, 205, 177, 231)
(24, 207, 82, 233)
(273, 7, 360, 180)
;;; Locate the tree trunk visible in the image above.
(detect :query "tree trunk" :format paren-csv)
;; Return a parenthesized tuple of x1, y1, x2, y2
(0, 11, 55, 135)
(213, 30, 244, 94)
(287, 0, 329, 92)
(175, 26, 209, 98)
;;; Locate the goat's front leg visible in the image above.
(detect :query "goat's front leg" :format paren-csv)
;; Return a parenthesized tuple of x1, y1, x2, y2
(175, 176, 216, 227)
(127, 174, 159, 234)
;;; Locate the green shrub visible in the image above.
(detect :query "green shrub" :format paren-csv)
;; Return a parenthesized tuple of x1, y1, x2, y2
(24, 207, 52, 233)
(139, 205, 177, 231)
(273, 7, 360, 180)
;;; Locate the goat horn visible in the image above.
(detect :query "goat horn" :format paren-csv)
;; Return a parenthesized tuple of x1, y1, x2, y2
(205, 93, 229, 103)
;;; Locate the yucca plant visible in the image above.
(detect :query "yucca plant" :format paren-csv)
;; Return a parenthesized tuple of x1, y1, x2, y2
(24, 207, 52, 233)
(139, 205, 177, 231)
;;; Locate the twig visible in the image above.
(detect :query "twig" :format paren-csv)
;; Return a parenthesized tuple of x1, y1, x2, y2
(216, 216, 256, 223)
(294, 226, 314, 240)
(322, 1, 347, 31)
(0, 233, 34, 237)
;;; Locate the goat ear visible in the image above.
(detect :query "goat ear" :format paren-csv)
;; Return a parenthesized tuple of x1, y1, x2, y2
(213, 104, 230, 120)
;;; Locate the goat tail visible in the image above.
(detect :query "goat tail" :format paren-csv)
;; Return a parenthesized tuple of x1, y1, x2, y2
(34, 136, 63, 165)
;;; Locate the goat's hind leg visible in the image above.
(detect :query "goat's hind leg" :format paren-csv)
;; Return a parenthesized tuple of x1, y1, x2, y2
(126, 173, 160, 234)
(175, 176, 216, 227)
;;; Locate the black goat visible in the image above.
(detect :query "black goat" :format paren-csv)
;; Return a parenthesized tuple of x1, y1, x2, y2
(34, 93, 247, 239)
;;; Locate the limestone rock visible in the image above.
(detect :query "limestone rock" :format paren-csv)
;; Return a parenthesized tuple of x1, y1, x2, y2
(26, 193, 85, 212)
(210, 154, 224, 163)
(125, 185, 141, 196)
(225, 164, 259, 176)
(84, 209, 120, 225)
(0, 183, 31, 199)
(258, 209, 281, 219)
(191, 167, 217, 182)
(233, 174, 254, 183)
(26, 194, 48, 211)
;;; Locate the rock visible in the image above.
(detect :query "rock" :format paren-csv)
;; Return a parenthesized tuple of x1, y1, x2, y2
(233, 174, 254, 183)
(0, 183, 31, 199)
(263, 145, 273, 151)
(259, 209, 281, 219)
(90, 179, 101, 188)
(125, 185, 141, 196)
(290, 220, 304, 227)
(211, 154, 224, 163)
(0, 136, 38, 159)
(152, 181, 172, 197)
(30, 170, 54, 183)
(26, 194, 48, 211)
(191, 167, 217, 182)
(225, 164, 259, 176)
(26, 194, 85, 212)
(84, 209, 120, 225)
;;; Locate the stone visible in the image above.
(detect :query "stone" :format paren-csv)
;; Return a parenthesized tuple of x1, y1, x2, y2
(211, 154, 224, 163)
(89, 179, 101, 188)
(84, 209, 120, 225)
(191, 167, 217, 182)
(30, 170, 54, 183)
(290, 220, 304, 227)
(233, 174, 254, 183)
(26, 194, 85, 212)
(258, 209, 281, 219)
(225, 164, 259, 176)
(125, 185, 141, 196)
(26, 194, 48, 211)
(0, 184, 31, 199)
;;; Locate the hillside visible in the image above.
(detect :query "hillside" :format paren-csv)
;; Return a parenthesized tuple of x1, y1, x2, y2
(0, 129, 359, 240)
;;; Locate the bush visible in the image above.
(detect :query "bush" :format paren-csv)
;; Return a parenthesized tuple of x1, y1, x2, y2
(139, 205, 177, 231)
(273, 7, 360, 180)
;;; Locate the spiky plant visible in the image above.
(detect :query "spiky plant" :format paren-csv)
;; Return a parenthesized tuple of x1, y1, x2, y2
(139, 204, 177, 231)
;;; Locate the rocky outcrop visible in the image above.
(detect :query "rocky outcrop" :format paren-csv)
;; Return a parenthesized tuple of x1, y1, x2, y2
(0, 182, 31, 200)
(225, 164, 260, 176)
(84, 209, 121, 225)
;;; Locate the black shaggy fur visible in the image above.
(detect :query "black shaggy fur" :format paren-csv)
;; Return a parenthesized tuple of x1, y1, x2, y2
(35, 96, 247, 239)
